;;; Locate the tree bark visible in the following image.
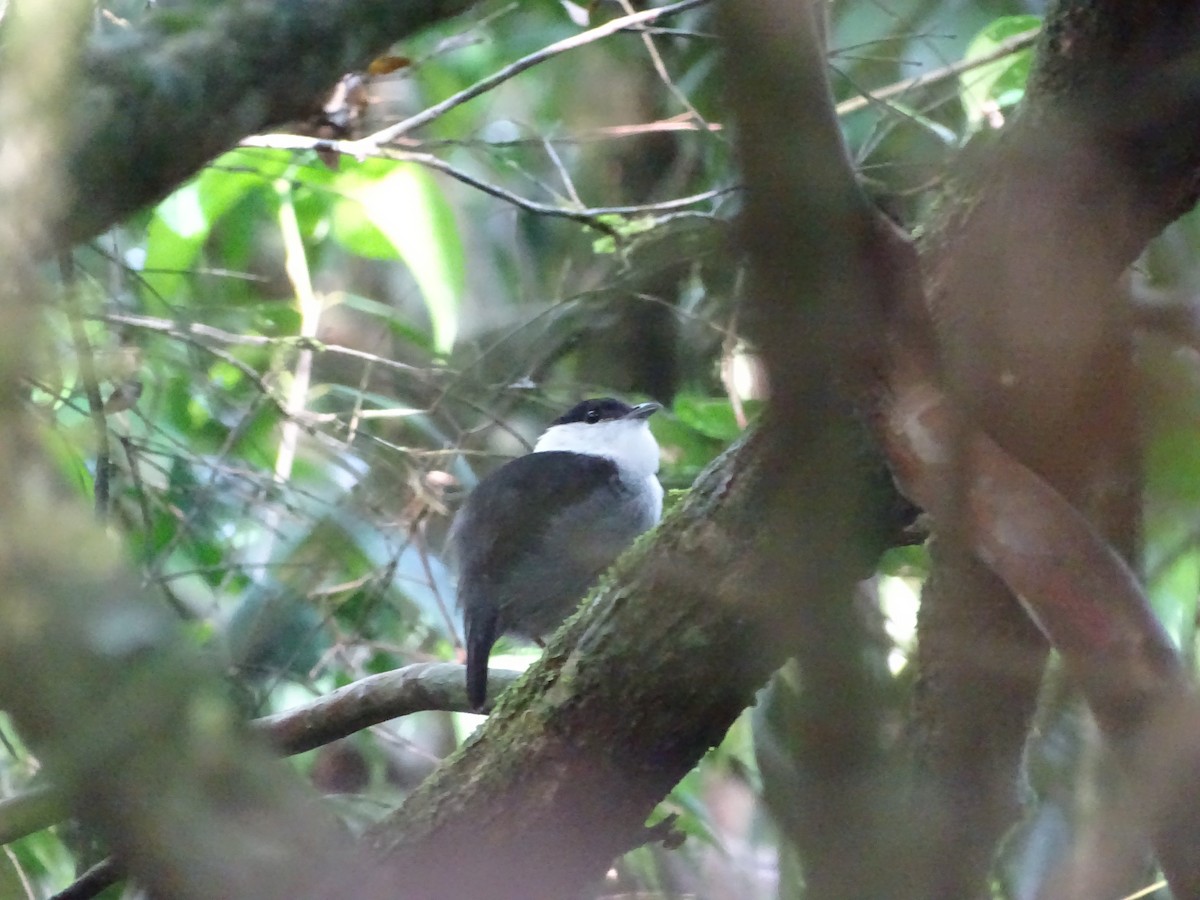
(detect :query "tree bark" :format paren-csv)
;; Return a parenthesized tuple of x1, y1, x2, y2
(0, 5, 391, 897)
(898, 1, 1200, 895)
(9, 0, 1200, 898)
(58, 0, 473, 245)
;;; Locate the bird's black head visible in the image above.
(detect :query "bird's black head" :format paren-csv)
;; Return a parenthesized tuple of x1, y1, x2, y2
(552, 397, 637, 426)
(551, 398, 662, 426)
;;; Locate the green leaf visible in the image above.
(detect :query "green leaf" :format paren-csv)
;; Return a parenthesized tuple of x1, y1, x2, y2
(672, 395, 753, 442)
(7, 825, 78, 892)
(331, 199, 401, 260)
(960, 15, 1040, 129)
(332, 160, 464, 355)
(332, 291, 434, 351)
(1148, 423, 1200, 503)
(141, 149, 286, 302)
(591, 213, 658, 255)
(141, 182, 207, 301)
(1146, 526, 1199, 650)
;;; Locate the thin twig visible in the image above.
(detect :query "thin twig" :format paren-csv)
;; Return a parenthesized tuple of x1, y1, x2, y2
(413, 518, 460, 648)
(240, 0, 711, 159)
(100, 313, 535, 451)
(541, 134, 584, 207)
(612, 0, 713, 133)
(60, 254, 111, 519)
(344, 351, 375, 445)
(389, 150, 734, 231)
(405, 148, 620, 236)
(101, 312, 424, 376)
(352, 0, 711, 151)
(411, 116, 725, 149)
(834, 26, 1041, 116)
(117, 434, 195, 619)
(239, 143, 735, 236)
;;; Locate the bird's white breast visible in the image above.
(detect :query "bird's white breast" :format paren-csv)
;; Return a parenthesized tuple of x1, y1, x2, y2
(534, 418, 661, 479)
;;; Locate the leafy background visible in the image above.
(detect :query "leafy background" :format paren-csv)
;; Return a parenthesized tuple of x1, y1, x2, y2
(5, 0, 1200, 897)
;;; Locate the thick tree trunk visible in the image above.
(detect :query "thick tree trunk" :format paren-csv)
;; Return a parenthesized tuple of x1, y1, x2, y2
(902, 1, 1200, 895)
(9, 0, 1200, 898)
(61, 0, 473, 245)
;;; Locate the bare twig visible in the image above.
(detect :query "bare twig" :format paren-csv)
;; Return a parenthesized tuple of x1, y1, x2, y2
(237, 141, 736, 236)
(411, 115, 725, 149)
(834, 26, 1040, 116)
(0, 661, 512, 847)
(541, 134, 584, 207)
(391, 151, 735, 226)
(256, 661, 516, 755)
(351, 0, 712, 152)
(60, 255, 111, 519)
(102, 312, 425, 377)
(611, 0, 714, 134)
(241, 0, 712, 160)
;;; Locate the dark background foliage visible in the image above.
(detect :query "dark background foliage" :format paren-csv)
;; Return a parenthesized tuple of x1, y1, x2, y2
(4, 0, 1200, 898)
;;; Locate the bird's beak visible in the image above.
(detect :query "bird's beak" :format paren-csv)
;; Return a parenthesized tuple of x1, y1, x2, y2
(625, 401, 662, 420)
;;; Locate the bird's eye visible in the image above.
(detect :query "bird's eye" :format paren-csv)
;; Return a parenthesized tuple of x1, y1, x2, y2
(585, 409, 601, 424)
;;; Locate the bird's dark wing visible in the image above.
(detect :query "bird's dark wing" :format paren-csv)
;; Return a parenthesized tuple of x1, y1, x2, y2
(451, 451, 623, 584)
(451, 451, 622, 708)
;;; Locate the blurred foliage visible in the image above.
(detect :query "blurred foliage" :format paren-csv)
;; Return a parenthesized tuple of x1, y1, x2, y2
(3, 0, 1200, 898)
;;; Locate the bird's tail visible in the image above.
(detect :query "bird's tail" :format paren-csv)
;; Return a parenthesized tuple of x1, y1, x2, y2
(466, 605, 499, 710)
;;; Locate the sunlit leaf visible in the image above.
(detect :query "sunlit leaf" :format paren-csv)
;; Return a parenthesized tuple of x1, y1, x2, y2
(960, 15, 1040, 129)
(673, 395, 751, 442)
(1146, 522, 1200, 650)
(332, 160, 464, 355)
(141, 149, 289, 302)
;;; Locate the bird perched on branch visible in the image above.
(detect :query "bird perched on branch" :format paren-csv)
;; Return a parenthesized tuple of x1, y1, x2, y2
(451, 398, 663, 709)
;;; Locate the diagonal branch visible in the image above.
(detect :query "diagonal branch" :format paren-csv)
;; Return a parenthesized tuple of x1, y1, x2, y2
(343, 0, 712, 151)
(879, 332, 1200, 896)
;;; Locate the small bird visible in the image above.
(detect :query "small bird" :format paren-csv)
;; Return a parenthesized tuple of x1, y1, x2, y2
(451, 398, 663, 709)
(102, 378, 144, 414)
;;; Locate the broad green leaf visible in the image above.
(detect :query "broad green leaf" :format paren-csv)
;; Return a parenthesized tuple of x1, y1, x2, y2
(1143, 344, 1200, 504)
(332, 161, 464, 355)
(1146, 528, 1199, 650)
(330, 199, 401, 260)
(157, 179, 207, 238)
(673, 395, 754, 442)
(141, 149, 286, 302)
(1147, 423, 1200, 503)
(960, 15, 1040, 129)
(8, 825, 78, 893)
(141, 181, 207, 301)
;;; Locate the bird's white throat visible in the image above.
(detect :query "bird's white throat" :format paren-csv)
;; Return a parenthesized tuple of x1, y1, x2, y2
(533, 418, 660, 478)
